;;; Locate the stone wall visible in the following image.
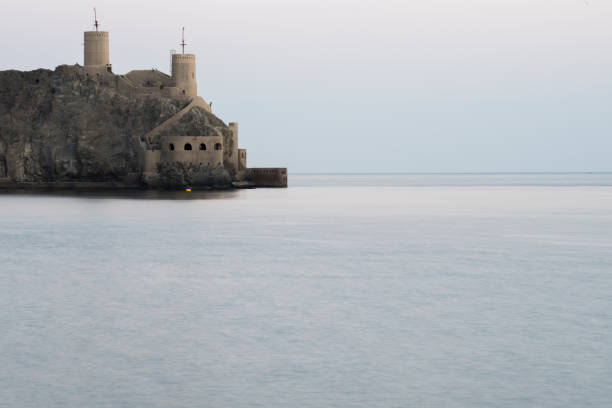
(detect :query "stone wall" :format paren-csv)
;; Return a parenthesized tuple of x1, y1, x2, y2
(125, 70, 174, 87)
(113, 72, 192, 103)
(248, 168, 288, 187)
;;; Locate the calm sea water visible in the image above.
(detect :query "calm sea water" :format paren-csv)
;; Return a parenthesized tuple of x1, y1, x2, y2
(1, 174, 611, 408)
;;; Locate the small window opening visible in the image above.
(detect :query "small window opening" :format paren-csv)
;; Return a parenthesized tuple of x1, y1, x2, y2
(184, 143, 192, 151)
(214, 143, 222, 151)
(169, 143, 175, 151)
(199, 143, 207, 151)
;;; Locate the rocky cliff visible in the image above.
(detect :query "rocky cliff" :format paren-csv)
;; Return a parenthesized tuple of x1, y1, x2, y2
(0, 65, 234, 187)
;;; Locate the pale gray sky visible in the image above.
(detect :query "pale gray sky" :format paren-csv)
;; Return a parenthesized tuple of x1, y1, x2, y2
(1, 0, 611, 172)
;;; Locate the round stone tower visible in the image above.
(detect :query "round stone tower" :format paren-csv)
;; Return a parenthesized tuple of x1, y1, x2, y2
(172, 53, 197, 98)
(84, 31, 110, 67)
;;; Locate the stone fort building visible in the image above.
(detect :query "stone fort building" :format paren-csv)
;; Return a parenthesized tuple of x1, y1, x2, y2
(79, 23, 286, 188)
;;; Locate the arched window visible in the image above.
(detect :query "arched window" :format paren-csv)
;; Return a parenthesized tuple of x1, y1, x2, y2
(214, 143, 222, 151)
(169, 143, 175, 151)
(184, 143, 192, 151)
(199, 143, 206, 151)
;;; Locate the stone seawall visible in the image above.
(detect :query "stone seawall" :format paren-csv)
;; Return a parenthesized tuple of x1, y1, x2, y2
(248, 168, 288, 187)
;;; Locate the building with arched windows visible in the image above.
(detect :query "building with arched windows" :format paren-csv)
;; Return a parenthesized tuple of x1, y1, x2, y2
(159, 136, 224, 168)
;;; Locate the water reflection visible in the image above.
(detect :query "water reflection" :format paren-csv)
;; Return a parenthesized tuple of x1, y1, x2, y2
(0, 188, 243, 200)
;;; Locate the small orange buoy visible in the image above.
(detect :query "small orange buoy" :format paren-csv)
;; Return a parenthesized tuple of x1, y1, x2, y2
(185, 188, 192, 192)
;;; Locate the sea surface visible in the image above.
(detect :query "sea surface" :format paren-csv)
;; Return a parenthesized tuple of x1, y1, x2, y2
(1, 174, 611, 408)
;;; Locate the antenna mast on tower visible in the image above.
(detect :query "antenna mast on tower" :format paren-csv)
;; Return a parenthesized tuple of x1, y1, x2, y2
(180, 27, 186, 54)
(94, 7, 99, 32)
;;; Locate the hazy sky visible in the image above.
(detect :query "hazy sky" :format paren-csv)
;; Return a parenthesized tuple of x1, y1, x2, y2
(1, 0, 611, 172)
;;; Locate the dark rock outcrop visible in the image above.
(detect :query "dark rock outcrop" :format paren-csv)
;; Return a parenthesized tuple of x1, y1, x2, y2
(0, 65, 232, 187)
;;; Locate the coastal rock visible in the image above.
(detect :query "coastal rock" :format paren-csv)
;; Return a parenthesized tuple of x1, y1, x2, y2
(0, 65, 233, 187)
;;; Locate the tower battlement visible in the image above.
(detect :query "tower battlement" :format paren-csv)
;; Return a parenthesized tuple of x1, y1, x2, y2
(85, 32, 109, 38)
(172, 54, 195, 61)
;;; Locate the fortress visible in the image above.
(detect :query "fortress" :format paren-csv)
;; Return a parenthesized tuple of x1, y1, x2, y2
(83, 28, 201, 102)
(0, 19, 287, 189)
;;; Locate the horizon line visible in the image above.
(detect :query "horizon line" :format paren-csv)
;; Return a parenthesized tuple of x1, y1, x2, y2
(290, 171, 612, 176)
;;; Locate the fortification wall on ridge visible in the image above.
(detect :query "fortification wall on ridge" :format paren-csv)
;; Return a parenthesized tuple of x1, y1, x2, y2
(111, 73, 192, 101)
(125, 70, 173, 87)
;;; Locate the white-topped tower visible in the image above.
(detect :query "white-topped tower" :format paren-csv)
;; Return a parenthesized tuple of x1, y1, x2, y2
(171, 27, 197, 98)
(84, 8, 110, 69)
